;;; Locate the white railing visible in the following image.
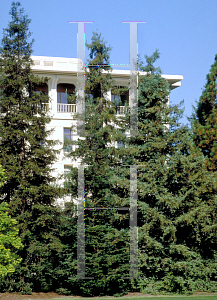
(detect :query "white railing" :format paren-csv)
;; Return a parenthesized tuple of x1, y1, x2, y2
(42, 103, 49, 111)
(117, 106, 128, 115)
(56, 104, 127, 115)
(57, 104, 76, 113)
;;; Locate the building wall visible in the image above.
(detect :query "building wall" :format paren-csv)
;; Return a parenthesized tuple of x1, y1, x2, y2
(31, 56, 183, 207)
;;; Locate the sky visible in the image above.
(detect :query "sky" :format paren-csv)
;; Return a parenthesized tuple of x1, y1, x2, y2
(1, 0, 217, 126)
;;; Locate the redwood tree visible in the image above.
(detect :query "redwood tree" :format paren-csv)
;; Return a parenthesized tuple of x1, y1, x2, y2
(128, 53, 217, 293)
(64, 31, 130, 297)
(0, 2, 64, 293)
(192, 54, 217, 171)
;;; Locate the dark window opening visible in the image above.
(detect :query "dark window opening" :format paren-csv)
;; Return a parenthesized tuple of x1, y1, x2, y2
(111, 87, 129, 106)
(57, 83, 75, 104)
(64, 128, 72, 152)
(35, 83, 48, 94)
(64, 165, 72, 189)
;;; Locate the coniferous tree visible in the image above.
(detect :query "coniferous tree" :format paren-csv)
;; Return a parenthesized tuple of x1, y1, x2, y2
(0, 2, 65, 293)
(64, 31, 130, 296)
(192, 54, 217, 171)
(121, 53, 217, 294)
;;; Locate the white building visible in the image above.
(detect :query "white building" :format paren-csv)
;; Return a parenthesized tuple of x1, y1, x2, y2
(31, 55, 183, 207)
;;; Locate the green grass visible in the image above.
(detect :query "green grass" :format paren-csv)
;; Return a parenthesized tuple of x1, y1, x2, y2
(55, 294, 217, 300)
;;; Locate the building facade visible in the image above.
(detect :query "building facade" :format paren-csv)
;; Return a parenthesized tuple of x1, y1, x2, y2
(32, 55, 183, 207)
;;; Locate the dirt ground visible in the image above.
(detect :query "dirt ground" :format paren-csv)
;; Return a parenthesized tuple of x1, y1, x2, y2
(0, 292, 158, 300)
(0, 292, 144, 300)
(0, 292, 217, 300)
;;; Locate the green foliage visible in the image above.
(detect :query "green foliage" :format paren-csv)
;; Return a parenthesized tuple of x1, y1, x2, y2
(0, 166, 23, 279)
(138, 49, 161, 74)
(0, 210, 77, 294)
(0, 202, 23, 279)
(0, 165, 6, 188)
(0, 2, 65, 292)
(63, 31, 130, 296)
(1, 3, 216, 293)
(0, 1, 60, 213)
(122, 56, 217, 294)
(86, 30, 111, 67)
(85, 30, 114, 98)
(62, 47, 217, 296)
(135, 252, 217, 294)
(192, 54, 217, 171)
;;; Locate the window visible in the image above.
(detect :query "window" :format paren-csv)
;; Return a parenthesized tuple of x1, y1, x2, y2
(35, 83, 49, 111)
(111, 87, 129, 106)
(111, 87, 129, 114)
(111, 94, 120, 105)
(57, 83, 75, 104)
(64, 165, 72, 189)
(35, 83, 48, 94)
(64, 128, 72, 152)
(64, 165, 72, 174)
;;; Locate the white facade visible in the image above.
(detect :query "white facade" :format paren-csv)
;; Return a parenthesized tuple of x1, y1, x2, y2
(31, 55, 183, 207)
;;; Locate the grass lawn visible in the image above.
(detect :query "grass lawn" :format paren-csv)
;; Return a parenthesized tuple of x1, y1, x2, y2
(6, 292, 216, 300)
(54, 294, 217, 300)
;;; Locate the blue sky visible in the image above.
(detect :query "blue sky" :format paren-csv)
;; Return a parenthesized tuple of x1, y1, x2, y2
(1, 0, 217, 126)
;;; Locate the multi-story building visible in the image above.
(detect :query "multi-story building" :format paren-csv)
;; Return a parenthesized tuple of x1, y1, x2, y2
(32, 55, 183, 207)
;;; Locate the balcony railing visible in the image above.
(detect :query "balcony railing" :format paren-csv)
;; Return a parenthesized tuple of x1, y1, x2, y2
(116, 106, 128, 115)
(42, 103, 49, 111)
(56, 104, 127, 115)
(57, 104, 76, 113)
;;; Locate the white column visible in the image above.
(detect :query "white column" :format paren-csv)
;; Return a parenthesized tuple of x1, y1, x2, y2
(48, 75, 59, 115)
(105, 89, 111, 102)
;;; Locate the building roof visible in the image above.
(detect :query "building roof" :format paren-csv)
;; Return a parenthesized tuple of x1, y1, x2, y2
(31, 56, 183, 90)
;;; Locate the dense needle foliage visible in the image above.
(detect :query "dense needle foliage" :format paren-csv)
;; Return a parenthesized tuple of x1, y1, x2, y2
(61, 31, 131, 296)
(0, 2, 65, 293)
(0, 2, 216, 295)
(121, 53, 217, 294)
(192, 54, 217, 171)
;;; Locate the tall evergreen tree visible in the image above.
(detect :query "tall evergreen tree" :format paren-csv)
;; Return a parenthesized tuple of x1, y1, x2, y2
(192, 54, 217, 171)
(121, 53, 217, 294)
(0, 2, 65, 293)
(64, 31, 131, 296)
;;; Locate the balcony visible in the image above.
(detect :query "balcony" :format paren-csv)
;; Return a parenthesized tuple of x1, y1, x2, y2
(42, 103, 49, 111)
(57, 104, 77, 113)
(56, 104, 127, 115)
(116, 106, 128, 115)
